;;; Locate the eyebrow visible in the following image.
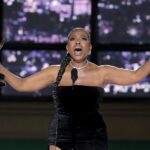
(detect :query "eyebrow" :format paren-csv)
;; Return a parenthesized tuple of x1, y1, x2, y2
(68, 34, 89, 39)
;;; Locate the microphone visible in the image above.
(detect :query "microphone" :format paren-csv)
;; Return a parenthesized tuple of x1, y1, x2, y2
(71, 68, 78, 85)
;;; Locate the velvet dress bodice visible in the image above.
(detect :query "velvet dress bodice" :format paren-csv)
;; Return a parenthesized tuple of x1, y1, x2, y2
(48, 85, 108, 150)
(56, 85, 104, 114)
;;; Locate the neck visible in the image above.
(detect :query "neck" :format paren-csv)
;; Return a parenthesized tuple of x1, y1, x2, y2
(70, 60, 89, 70)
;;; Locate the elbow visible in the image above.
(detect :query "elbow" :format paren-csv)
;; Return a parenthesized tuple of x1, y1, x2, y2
(133, 71, 145, 83)
(14, 78, 28, 92)
(16, 78, 38, 92)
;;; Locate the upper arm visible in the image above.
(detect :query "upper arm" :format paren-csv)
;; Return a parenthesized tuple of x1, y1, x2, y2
(21, 65, 59, 92)
(101, 65, 139, 85)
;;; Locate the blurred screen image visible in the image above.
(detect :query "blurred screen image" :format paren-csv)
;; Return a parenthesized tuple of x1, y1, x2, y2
(3, 0, 91, 43)
(97, 0, 150, 44)
(1, 49, 66, 97)
(1, 49, 150, 98)
(97, 50, 150, 97)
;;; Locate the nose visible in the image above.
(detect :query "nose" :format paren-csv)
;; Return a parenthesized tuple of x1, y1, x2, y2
(75, 40, 80, 44)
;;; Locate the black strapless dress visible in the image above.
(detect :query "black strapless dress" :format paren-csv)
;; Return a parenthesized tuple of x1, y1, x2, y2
(48, 85, 108, 150)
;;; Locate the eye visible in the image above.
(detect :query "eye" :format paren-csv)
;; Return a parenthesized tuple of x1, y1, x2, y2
(82, 37, 88, 41)
(69, 37, 75, 41)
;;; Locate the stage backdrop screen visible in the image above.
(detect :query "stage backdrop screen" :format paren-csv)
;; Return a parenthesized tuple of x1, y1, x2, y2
(1, 49, 66, 97)
(1, 49, 150, 98)
(97, 50, 150, 97)
(97, 0, 150, 44)
(3, 0, 91, 43)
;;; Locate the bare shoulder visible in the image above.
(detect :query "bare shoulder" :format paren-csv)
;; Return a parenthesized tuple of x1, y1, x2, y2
(88, 62, 109, 71)
(94, 65, 120, 79)
(39, 64, 60, 80)
(47, 64, 60, 71)
(97, 65, 118, 72)
(45, 64, 60, 74)
(88, 62, 109, 75)
(87, 63, 111, 86)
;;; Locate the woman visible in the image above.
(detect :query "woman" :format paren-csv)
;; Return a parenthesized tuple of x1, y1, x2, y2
(0, 27, 150, 150)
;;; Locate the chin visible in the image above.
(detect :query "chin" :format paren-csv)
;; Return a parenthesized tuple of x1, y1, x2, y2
(71, 56, 87, 62)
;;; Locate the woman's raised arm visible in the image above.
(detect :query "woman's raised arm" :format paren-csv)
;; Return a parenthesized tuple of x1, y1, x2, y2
(101, 59, 150, 85)
(0, 63, 59, 92)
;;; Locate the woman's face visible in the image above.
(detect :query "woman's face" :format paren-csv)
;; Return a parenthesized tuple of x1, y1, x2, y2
(66, 28, 92, 62)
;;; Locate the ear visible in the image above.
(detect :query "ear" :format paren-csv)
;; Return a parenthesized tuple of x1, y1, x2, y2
(66, 45, 69, 53)
(90, 44, 92, 51)
(88, 51, 91, 55)
(88, 44, 92, 55)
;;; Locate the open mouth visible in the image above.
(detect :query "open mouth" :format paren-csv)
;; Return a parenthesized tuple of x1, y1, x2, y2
(74, 48, 82, 52)
(73, 48, 82, 56)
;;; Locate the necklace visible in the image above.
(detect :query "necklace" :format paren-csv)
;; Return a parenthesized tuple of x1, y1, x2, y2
(70, 60, 89, 70)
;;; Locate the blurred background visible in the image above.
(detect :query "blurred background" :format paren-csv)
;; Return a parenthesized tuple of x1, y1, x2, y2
(0, 0, 150, 149)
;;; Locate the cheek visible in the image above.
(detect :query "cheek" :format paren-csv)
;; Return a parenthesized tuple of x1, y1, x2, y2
(67, 43, 74, 49)
(66, 46, 73, 54)
(67, 46, 73, 53)
(84, 44, 91, 50)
